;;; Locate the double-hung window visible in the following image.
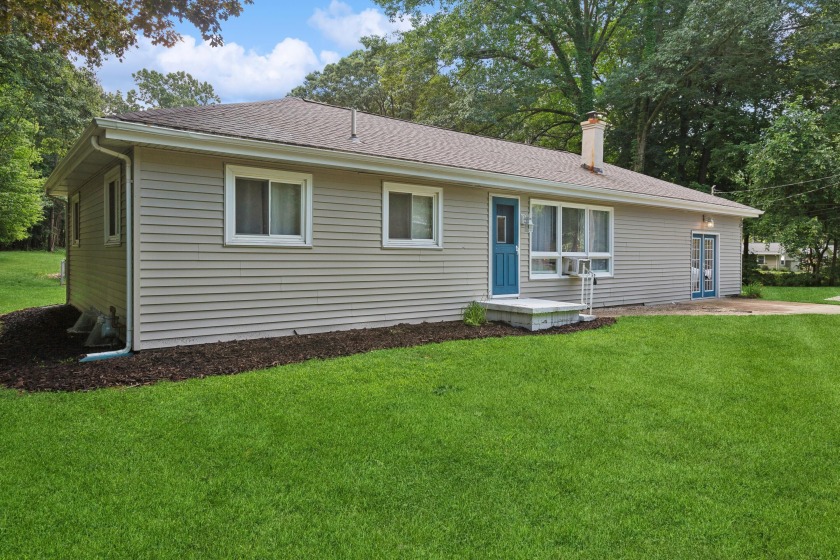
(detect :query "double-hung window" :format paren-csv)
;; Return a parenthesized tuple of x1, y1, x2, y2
(382, 182, 443, 248)
(224, 165, 313, 247)
(104, 167, 121, 246)
(530, 199, 613, 278)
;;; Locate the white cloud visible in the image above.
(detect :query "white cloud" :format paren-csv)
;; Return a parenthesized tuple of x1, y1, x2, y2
(309, 0, 412, 50)
(95, 36, 336, 103)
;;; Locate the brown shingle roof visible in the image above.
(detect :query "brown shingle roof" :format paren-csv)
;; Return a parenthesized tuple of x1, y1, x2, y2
(112, 97, 754, 212)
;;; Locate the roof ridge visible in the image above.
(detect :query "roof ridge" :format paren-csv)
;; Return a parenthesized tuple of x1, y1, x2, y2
(292, 96, 586, 160)
(108, 97, 290, 119)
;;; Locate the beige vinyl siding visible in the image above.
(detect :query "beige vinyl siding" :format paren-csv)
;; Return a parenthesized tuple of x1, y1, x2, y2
(67, 164, 127, 336)
(135, 147, 743, 349)
(520, 198, 743, 305)
(136, 148, 489, 348)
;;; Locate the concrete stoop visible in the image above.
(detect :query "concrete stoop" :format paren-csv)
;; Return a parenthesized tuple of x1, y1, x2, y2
(480, 298, 588, 331)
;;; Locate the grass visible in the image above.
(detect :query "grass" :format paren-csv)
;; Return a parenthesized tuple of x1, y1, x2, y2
(760, 286, 840, 305)
(0, 250, 66, 314)
(2, 315, 840, 558)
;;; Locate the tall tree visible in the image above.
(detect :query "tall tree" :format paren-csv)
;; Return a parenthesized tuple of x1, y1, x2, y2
(377, 0, 637, 147)
(740, 100, 840, 283)
(104, 69, 221, 114)
(0, 86, 44, 245)
(603, 0, 786, 174)
(0, 0, 252, 65)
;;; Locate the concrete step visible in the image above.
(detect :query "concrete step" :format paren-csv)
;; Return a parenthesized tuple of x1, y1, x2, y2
(479, 298, 587, 331)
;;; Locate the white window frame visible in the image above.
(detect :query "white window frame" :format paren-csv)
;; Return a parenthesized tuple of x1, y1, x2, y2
(382, 182, 444, 249)
(756, 255, 766, 265)
(224, 164, 313, 248)
(103, 166, 121, 246)
(70, 192, 80, 248)
(529, 199, 614, 279)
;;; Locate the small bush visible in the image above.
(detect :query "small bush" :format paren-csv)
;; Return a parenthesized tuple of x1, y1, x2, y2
(462, 301, 487, 327)
(742, 282, 764, 298)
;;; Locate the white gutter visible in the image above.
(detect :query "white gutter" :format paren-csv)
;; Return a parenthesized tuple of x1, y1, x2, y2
(80, 136, 133, 362)
(97, 118, 763, 218)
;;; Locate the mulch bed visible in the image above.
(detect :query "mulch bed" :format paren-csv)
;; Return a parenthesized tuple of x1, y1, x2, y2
(1, 305, 615, 392)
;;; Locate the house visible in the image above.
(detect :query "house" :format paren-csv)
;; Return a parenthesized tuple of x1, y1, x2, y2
(45, 98, 761, 355)
(748, 242, 798, 271)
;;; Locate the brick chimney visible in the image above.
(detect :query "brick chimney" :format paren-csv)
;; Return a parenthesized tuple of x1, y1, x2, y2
(580, 111, 606, 174)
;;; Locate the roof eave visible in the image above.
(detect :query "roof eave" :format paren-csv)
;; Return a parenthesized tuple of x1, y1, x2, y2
(44, 122, 100, 196)
(97, 118, 763, 218)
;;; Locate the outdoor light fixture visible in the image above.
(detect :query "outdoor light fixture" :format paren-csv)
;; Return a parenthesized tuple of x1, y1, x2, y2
(703, 215, 715, 228)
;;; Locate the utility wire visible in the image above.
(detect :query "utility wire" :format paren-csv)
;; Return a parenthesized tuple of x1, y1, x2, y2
(719, 173, 840, 194)
(762, 182, 840, 204)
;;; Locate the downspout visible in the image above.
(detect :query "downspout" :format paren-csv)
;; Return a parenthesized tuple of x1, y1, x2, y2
(81, 136, 133, 361)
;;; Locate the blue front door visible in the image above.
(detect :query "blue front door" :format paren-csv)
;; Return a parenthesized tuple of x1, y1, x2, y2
(691, 233, 717, 298)
(492, 197, 519, 296)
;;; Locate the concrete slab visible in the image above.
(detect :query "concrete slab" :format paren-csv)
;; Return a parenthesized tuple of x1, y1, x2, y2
(480, 298, 587, 314)
(479, 298, 586, 331)
(597, 297, 840, 317)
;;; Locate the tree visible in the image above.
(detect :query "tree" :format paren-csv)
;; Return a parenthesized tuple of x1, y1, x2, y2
(377, 0, 638, 147)
(740, 100, 840, 284)
(0, 35, 103, 249)
(602, 0, 786, 174)
(291, 35, 456, 123)
(0, 0, 252, 65)
(0, 34, 104, 172)
(103, 69, 221, 114)
(0, 86, 44, 245)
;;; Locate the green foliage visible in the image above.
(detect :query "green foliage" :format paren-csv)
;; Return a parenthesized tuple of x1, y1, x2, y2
(0, 34, 103, 172)
(0, 87, 44, 244)
(739, 100, 840, 282)
(741, 282, 763, 298)
(0, 251, 66, 314)
(0, 0, 252, 66)
(462, 300, 487, 326)
(3, 315, 840, 556)
(103, 69, 221, 114)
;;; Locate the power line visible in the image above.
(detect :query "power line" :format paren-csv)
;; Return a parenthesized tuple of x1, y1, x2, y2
(720, 173, 840, 194)
(763, 182, 840, 204)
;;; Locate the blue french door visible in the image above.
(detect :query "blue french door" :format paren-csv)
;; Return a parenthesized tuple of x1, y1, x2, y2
(691, 233, 717, 298)
(492, 197, 519, 296)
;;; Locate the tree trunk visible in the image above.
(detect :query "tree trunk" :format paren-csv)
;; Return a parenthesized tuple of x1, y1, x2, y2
(696, 148, 709, 186)
(830, 238, 839, 286)
(634, 98, 650, 173)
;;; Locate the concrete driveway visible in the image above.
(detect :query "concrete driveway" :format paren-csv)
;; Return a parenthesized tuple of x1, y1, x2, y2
(597, 297, 840, 317)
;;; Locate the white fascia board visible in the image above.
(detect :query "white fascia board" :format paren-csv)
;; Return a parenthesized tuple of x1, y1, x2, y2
(98, 118, 763, 218)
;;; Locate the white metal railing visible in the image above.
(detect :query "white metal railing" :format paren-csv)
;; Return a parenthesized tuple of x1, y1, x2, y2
(578, 259, 595, 315)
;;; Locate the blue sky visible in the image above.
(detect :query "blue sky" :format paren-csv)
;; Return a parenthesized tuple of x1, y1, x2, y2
(96, 0, 412, 103)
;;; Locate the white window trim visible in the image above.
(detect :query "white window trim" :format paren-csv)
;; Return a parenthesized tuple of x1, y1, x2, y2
(529, 198, 614, 280)
(382, 182, 444, 249)
(224, 164, 313, 248)
(70, 192, 80, 248)
(103, 166, 121, 247)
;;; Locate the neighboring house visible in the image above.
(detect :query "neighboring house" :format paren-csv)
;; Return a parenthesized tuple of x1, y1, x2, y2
(749, 242, 799, 271)
(45, 98, 760, 352)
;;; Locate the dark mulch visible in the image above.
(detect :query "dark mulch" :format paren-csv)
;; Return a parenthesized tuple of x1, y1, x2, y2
(1, 305, 615, 392)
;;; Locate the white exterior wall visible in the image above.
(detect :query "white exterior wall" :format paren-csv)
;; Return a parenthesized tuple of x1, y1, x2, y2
(67, 164, 128, 336)
(134, 147, 743, 349)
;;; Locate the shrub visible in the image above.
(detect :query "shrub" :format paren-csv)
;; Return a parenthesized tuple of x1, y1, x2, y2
(742, 282, 764, 298)
(462, 301, 487, 327)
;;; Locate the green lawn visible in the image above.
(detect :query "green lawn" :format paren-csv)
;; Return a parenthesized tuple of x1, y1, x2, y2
(760, 286, 840, 305)
(2, 315, 839, 558)
(0, 250, 66, 314)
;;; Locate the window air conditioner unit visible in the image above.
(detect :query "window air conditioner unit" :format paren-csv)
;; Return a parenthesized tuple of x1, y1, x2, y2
(562, 257, 590, 276)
